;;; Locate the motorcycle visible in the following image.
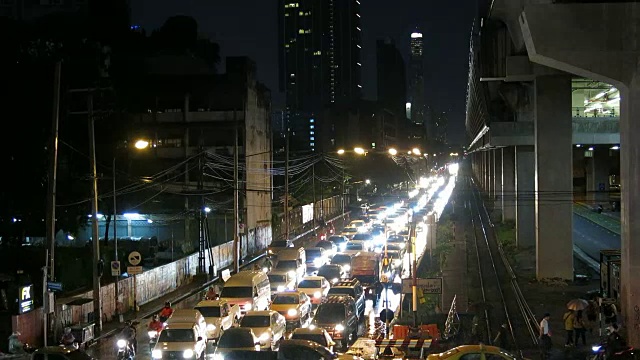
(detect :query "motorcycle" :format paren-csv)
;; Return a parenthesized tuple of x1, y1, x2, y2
(148, 330, 159, 351)
(589, 342, 638, 360)
(116, 338, 135, 360)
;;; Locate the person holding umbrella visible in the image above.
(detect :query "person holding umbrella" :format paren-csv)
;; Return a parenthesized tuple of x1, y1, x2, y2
(565, 299, 589, 347)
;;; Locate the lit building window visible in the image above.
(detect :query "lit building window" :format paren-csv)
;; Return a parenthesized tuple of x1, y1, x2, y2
(356, 13, 360, 17)
(313, 51, 322, 55)
(310, 137, 315, 141)
(310, 125, 315, 129)
(310, 131, 315, 135)
(299, 11, 304, 15)
(310, 142, 315, 147)
(310, 119, 314, 123)
(372, 142, 376, 148)
(298, 29, 304, 34)
(357, 45, 361, 49)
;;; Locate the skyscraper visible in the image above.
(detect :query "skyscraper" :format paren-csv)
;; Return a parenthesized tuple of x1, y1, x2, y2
(408, 31, 425, 126)
(278, 0, 362, 151)
(377, 38, 406, 118)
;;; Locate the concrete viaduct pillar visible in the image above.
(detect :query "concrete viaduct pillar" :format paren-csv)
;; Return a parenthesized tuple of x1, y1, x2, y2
(501, 147, 516, 222)
(493, 149, 502, 213)
(515, 145, 535, 248)
(520, 2, 640, 344)
(534, 75, 574, 280)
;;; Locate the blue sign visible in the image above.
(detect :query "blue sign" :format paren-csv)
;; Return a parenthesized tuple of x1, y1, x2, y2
(47, 281, 63, 292)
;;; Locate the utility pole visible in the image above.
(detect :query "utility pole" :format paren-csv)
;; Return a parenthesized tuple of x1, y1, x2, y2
(411, 220, 418, 328)
(312, 161, 316, 229)
(112, 158, 119, 321)
(88, 92, 103, 333)
(44, 61, 61, 346)
(284, 129, 290, 240)
(198, 141, 205, 274)
(233, 123, 240, 273)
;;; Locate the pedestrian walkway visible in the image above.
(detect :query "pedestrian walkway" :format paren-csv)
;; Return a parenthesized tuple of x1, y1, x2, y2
(94, 276, 211, 342)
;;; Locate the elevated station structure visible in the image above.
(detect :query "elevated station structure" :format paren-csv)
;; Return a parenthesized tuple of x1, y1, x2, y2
(465, 0, 640, 346)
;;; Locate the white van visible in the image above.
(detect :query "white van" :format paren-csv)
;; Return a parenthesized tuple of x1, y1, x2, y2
(220, 271, 270, 314)
(273, 248, 306, 282)
(165, 309, 207, 341)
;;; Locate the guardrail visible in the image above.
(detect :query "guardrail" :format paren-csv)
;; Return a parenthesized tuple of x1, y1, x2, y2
(93, 211, 351, 343)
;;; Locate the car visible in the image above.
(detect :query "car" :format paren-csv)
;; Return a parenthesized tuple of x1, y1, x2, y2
(315, 240, 338, 257)
(351, 233, 373, 250)
(330, 254, 352, 277)
(31, 346, 94, 360)
(268, 270, 297, 295)
(328, 235, 348, 252)
(311, 296, 359, 350)
(340, 227, 358, 240)
(267, 239, 294, 256)
(327, 279, 365, 317)
(317, 264, 345, 284)
(151, 322, 207, 360)
(290, 327, 336, 352)
(297, 276, 331, 305)
(305, 247, 328, 274)
(426, 344, 528, 360)
(194, 299, 241, 341)
(213, 327, 260, 359)
(343, 241, 366, 255)
(239, 310, 286, 350)
(269, 291, 312, 327)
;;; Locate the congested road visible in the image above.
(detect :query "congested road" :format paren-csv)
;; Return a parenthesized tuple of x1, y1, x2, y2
(83, 175, 451, 359)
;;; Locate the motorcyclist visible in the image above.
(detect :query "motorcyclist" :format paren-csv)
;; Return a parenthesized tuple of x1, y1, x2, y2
(148, 315, 164, 333)
(60, 328, 76, 346)
(205, 286, 218, 300)
(606, 324, 627, 358)
(159, 302, 173, 322)
(121, 321, 137, 354)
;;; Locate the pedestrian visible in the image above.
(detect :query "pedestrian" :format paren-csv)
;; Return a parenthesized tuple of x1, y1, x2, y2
(563, 309, 575, 347)
(573, 310, 586, 346)
(604, 302, 618, 325)
(539, 313, 552, 359)
(493, 323, 509, 350)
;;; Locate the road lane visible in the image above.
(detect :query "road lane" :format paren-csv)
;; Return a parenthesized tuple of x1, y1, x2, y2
(573, 213, 620, 260)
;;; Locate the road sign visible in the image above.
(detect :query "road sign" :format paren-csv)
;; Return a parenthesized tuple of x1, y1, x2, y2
(111, 261, 121, 276)
(401, 278, 443, 295)
(47, 281, 63, 292)
(128, 251, 142, 266)
(127, 266, 143, 275)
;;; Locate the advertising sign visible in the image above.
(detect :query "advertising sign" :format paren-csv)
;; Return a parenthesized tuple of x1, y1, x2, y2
(401, 278, 443, 295)
(302, 204, 314, 224)
(18, 285, 33, 314)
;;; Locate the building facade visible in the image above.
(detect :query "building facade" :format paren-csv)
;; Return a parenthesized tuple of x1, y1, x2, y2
(277, 0, 362, 151)
(376, 38, 407, 120)
(408, 31, 425, 127)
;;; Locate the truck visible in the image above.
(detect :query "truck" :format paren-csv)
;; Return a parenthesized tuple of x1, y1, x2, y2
(194, 299, 240, 342)
(351, 253, 381, 304)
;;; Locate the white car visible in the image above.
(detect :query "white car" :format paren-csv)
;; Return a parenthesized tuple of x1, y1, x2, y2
(341, 227, 359, 240)
(151, 323, 207, 360)
(343, 241, 366, 255)
(194, 299, 240, 341)
(297, 276, 331, 305)
(239, 310, 286, 350)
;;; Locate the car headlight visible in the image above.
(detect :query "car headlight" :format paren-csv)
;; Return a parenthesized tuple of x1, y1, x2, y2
(277, 285, 285, 292)
(213, 354, 224, 360)
(117, 339, 127, 348)
(147, 330, 157, 338)
(313, 258, 323, 266)
(343, 265, 350, 271)
(206, 324, 216, 331)
(314, 291, 322, 298)
(331, 278, 339, 284)
(309, 324, 316, 330)
(244, 303, 252, 310)
(152, 350, 163, 359)
(262, 267, 269, 273)
(288, 270, 296, 277)
(183, 349, 194, 358)
(259, 332, 270, 341)
(335, 324, 344, 332)
(287, 308, 298, 316)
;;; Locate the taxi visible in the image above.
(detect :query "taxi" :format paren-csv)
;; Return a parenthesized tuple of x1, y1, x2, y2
(269, 291, 312, 327)
(426, 344, 528, 360)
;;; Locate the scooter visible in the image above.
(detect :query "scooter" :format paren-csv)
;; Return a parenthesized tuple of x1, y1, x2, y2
(116, 338, 135, 360)
(589, 342, 638, 360)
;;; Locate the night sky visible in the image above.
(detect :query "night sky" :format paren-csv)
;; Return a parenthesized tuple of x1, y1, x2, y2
(131, 0, 476, 145)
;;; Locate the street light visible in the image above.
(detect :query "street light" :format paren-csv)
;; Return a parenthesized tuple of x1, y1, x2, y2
(134, 139, 149, 149)
(204, 206, 211, 213)
(365, 179, 371, 185)
(354, 147, 365, 155)
(388, 148, 398, 156)
(412, 148, 421, 156)
(337, 149, 345, 155)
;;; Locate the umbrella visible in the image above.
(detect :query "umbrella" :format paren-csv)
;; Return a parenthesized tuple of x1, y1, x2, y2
(567, 298, 589, 311)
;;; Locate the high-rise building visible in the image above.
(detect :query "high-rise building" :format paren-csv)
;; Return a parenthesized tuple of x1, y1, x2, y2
(277, 0, 362, 151)
(376, 38, 407, 119)
(408, 31, 425, 126)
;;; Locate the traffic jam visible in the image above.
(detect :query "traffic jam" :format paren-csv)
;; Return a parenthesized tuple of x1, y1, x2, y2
(145, 174, 458, 360)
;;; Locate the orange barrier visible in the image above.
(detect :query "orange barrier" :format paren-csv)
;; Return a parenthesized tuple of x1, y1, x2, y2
(420, 324, 440, 340)
(393, 325, 409, 339)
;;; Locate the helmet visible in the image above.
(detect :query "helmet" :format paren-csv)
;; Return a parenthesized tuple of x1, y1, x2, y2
(165, 302, 171, 307)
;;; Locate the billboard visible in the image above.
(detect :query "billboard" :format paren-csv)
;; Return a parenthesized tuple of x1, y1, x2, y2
(302, 204, 314, 224)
